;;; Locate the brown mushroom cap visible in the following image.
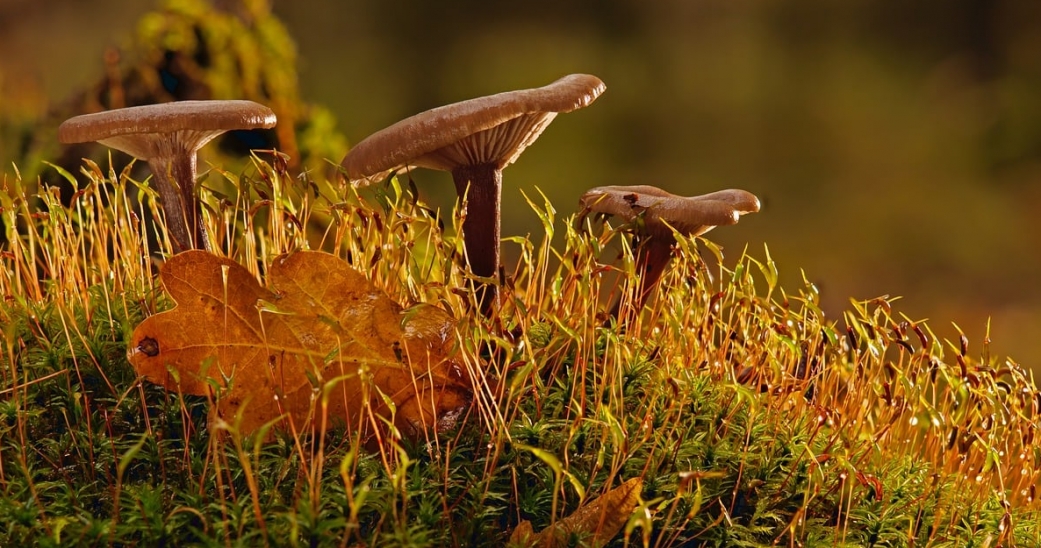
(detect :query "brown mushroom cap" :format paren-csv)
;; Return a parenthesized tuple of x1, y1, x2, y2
(580, 185, 760, 238)
(58, 100, 277, 159)
(340, 73, 606, 184)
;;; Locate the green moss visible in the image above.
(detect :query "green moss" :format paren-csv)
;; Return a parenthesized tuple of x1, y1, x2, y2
(1, 159, 1039, 546)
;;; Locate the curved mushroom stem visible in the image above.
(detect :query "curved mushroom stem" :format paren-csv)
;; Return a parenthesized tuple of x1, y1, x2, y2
(451, 163, 501, 315)
(148, 154, 209, 254)
(608, 236, 674, 318)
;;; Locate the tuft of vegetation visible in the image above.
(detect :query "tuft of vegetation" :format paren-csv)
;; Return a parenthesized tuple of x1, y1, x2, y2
(2, 0, 347, 185)
(2, 152, 1040, 547)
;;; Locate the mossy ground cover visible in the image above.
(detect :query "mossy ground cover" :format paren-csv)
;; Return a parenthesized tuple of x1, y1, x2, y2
(1, 154, 1039, 547)
(3, 2, 1041, 545)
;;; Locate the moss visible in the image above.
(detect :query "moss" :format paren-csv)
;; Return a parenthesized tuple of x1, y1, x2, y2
(0, 157, 1038, 546)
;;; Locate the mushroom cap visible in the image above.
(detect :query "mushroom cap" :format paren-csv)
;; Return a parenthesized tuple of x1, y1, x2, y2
(58, 100, 277, 160)
(579, 185, 760, 238)
(341, 74, 606, 185)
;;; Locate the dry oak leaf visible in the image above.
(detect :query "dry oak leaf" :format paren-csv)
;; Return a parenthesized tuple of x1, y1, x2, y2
(128, 250, 470, 437)
(509, 477, 643, 547)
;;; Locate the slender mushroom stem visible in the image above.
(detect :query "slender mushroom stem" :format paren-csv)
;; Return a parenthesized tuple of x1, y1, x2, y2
(148, 153, 209, 253)
(609, 235, 675, 318)
(171, 152, 209, 253)
(451, 163, 502, 313)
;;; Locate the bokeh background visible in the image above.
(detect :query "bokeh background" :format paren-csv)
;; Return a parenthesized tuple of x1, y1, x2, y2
(2, 0, 1040, 367)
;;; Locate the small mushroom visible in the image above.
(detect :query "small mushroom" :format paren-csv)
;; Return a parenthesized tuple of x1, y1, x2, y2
(58, 100, 277, 253)
(341, 74, 606, 313)
(579, 185, 760, 316)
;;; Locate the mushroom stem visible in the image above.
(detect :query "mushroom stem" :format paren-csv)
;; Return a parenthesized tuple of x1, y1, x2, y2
(451, 163, 501, 313)
(609, 236, 674, 318)
(148, 154, 209, 253)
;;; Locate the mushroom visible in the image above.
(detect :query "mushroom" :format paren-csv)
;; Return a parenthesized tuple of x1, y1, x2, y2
(579, 185, 760, 316)
(58, 100, 277, 253)
(340, 74, 606, 312)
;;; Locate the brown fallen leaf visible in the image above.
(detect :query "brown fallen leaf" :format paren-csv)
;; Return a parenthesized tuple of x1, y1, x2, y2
(510, 477, 643, 548)
(128, 250, 470, 437)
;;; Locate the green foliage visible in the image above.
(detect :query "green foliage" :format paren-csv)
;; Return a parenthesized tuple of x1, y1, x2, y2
(1, 0, 347, 183)
(1, 158, 1040, 547)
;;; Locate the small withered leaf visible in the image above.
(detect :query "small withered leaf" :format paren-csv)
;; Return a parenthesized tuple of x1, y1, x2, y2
(127, 250, 469, 437)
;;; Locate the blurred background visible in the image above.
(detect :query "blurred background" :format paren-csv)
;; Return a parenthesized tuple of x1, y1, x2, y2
(1, 0, 1039, 367)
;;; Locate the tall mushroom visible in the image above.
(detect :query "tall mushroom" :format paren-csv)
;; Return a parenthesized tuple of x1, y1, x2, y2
(340, 74, 606, 313)
(579, 185, 760, 316)
(58, 100, 277, 253)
